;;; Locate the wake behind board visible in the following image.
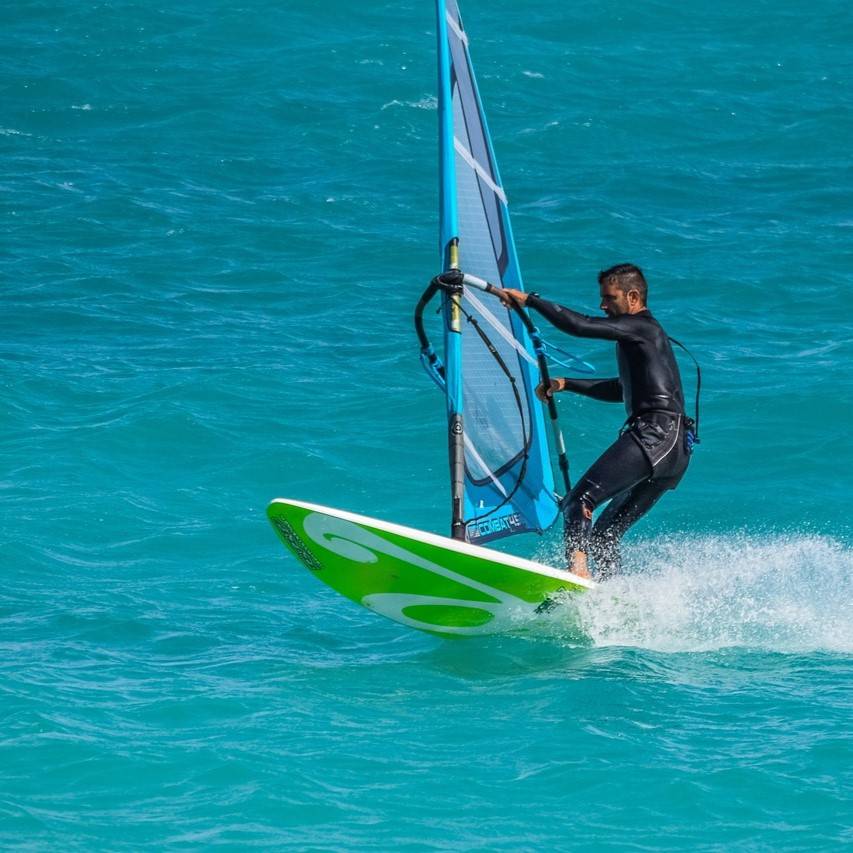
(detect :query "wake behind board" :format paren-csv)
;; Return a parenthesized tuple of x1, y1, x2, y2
(268, 499, 593, 638)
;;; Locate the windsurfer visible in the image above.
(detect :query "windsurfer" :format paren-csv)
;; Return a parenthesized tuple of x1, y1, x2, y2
(493, 263, 694, 579)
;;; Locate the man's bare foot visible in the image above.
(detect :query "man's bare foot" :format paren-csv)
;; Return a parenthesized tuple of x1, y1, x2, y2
(569, 550, 592, 579)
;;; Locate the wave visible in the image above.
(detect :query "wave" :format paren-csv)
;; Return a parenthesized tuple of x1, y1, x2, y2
(539, 534, 852, 654)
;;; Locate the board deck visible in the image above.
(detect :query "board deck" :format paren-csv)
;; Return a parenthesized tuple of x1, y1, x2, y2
(267, 499, 593, 637)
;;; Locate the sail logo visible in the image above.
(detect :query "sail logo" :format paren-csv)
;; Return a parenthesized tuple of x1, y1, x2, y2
(466, 512, 524, 541)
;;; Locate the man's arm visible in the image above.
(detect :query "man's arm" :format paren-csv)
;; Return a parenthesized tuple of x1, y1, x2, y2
(493, 288, 638, 342)
(537, 376, 623, 402)
(562, 377, 623, 402)
(526, 295, 635, 342)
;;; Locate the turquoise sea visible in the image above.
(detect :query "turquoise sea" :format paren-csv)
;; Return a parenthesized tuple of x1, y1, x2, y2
(3, 0, 852, 848)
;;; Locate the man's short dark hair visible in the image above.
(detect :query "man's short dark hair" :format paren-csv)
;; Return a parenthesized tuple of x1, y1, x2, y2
(598, 263, 648, 304)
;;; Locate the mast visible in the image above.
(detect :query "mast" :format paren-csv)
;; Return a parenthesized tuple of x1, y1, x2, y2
(436, 1, 465, 539)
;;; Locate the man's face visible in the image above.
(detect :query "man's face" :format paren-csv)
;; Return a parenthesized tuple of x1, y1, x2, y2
(599, 283, 631, 317)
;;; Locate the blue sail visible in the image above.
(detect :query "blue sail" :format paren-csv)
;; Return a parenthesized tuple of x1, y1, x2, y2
(434, 0, 560, 545)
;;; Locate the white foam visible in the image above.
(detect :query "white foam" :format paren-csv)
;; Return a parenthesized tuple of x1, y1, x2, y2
(540, 534, 852, 654)
(380, 96, 437, 111)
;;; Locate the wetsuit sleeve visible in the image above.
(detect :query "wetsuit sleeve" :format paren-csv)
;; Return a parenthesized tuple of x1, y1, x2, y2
(562, 378, 623, 402)
(527, 294, 638, 342)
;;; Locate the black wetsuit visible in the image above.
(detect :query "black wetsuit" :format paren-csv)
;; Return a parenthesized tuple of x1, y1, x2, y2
(526, 295, 692, 577)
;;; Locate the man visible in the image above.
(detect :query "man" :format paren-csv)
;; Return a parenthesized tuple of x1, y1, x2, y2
(495, 263, 693, 579)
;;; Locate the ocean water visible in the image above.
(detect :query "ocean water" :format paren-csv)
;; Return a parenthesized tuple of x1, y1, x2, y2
(3, 0, 852, 848)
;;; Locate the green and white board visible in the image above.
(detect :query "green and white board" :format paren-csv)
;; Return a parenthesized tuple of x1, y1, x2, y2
(268, 499, 593, 638)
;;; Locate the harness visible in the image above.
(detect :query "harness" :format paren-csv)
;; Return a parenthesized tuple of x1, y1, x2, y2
(668, 336, 701, 451)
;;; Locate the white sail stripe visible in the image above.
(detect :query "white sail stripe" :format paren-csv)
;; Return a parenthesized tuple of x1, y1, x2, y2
(453, 137, 508, 204)
(463, 290, 538, 367)
(463, 434, 509, 498)
(445, 11, 469, 47)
